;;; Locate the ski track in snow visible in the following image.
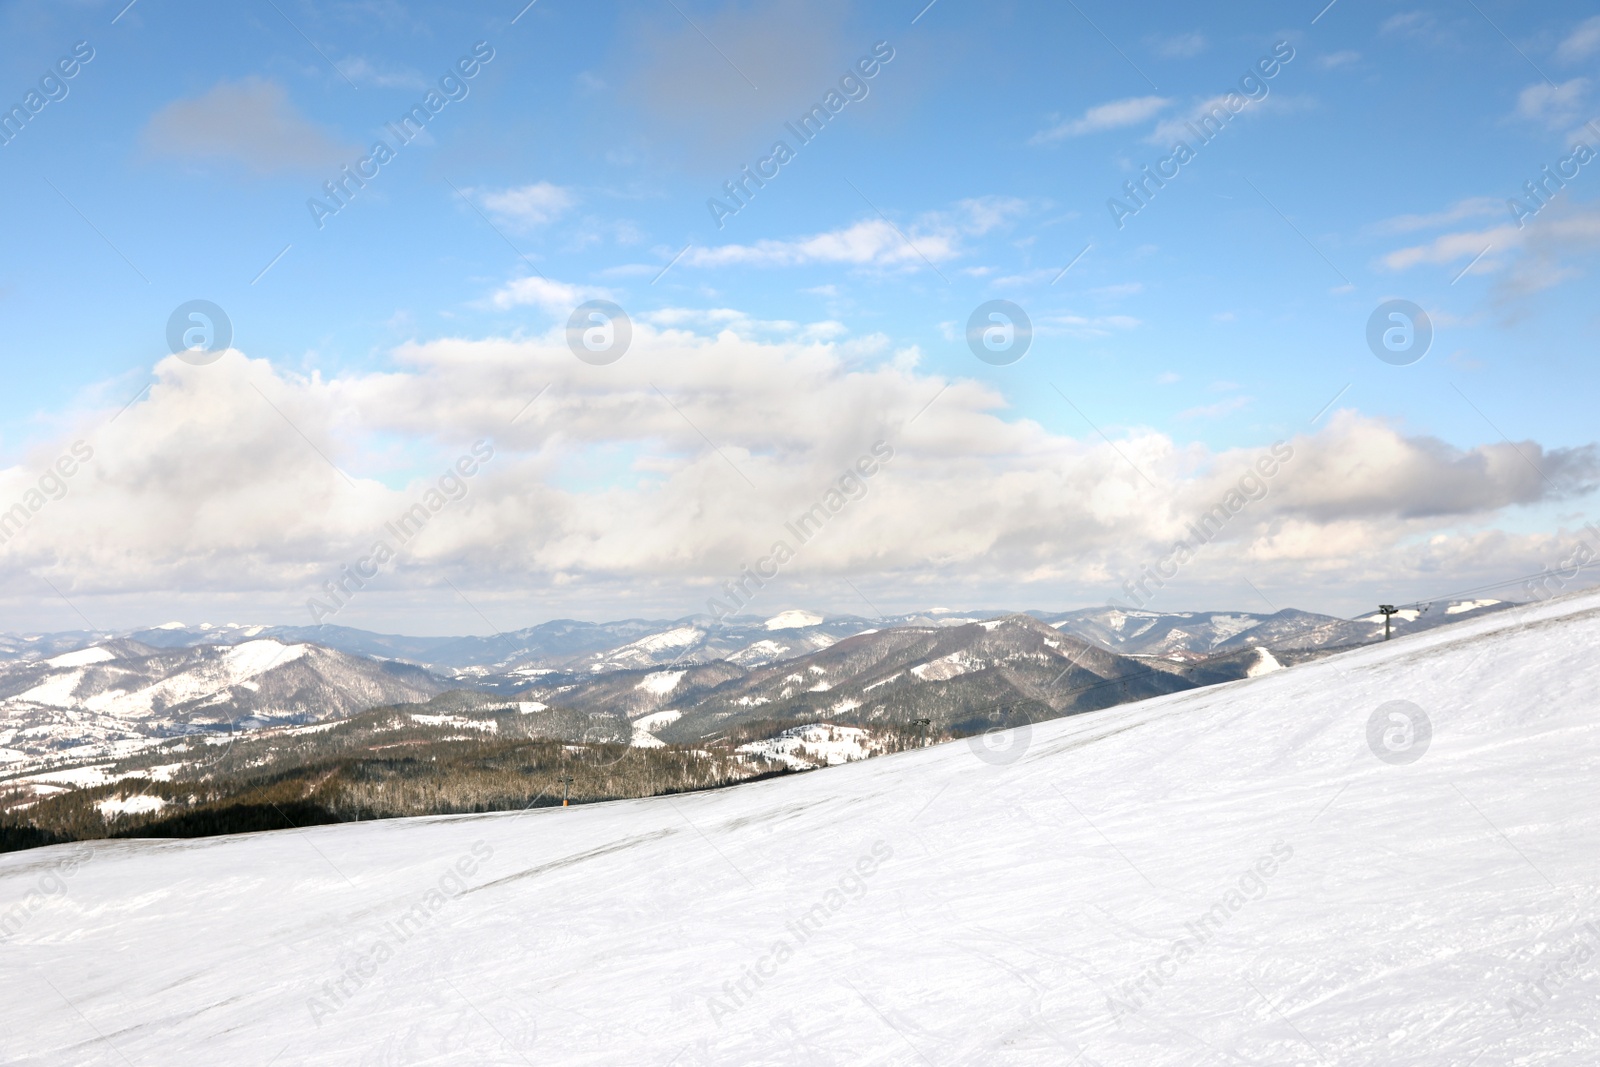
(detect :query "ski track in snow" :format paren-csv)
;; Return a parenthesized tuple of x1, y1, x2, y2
(2, 592, 1599, 1064)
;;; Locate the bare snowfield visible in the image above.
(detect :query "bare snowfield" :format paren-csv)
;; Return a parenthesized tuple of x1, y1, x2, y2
(2, 591, 1598, 1065)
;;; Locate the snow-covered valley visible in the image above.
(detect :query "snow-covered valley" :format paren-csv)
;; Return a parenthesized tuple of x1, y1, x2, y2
(1, 591, 1595, 1064)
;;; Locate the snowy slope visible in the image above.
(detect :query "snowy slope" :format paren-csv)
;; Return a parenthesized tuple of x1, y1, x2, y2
(2, 592, 1597, 1064)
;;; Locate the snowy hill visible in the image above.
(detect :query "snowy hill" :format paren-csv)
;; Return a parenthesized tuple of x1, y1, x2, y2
(2, 590, 1595, 1063)
(0, 639, 450, 772)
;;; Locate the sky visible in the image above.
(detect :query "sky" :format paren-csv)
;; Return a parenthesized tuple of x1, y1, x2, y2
(1, 0, 1598, 635)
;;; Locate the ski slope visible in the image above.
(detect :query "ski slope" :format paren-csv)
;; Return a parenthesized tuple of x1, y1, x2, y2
(3, 591, 1598, 1065)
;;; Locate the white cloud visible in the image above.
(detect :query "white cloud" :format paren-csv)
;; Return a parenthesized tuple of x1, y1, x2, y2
(1379, 200, 1600, 300)
(1371, 197, 1504, 235)
(1556, 16, 1600, 63)
(639, 307, 848, 343)
(2, 328, 1595, 625)
(1318, 51, 1361, 69)
(471, 182, 577, 229)
(1032, 96, 1170, 143)
(687, 219, 955, 269)
(1270, 412, 1598, 520)
(1380, 222, 1521, 272)
(489, 276, 610, 311)
(686, 199, 1025, 272)
(1145, 93, 1287, 146)
(953, 196, 1031, 235)
(1516, 78, 1590, 131)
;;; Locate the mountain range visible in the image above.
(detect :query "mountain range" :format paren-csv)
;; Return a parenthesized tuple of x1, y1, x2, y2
(0, 598, 1511, 672)
(0, 598, 1514, 780)
(0, 639, 449, 771)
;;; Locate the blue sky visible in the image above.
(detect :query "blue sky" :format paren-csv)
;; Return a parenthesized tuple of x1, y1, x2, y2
(1, 0, 1598, 633)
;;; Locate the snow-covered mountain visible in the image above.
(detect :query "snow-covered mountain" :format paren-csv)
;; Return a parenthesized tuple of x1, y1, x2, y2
(2, 589, 1592, 1063)
(0, 639, 450, 772)
(0, 601, 1520, 774)
(661, 613, 1264, 742)
(0, 600, 1514, 677)
(1041, 599, 1516, 657)
(498, 612, 1281, 750)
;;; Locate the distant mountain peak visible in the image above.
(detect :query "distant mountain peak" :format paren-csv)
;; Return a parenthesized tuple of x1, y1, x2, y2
(765, 610, 825, 631)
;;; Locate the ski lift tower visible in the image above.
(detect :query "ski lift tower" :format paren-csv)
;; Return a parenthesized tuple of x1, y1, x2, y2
(1377, 604, 1401, 640)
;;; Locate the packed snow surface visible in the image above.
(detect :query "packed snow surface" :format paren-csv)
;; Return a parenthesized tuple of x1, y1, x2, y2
(3, 593, 1599, 1064)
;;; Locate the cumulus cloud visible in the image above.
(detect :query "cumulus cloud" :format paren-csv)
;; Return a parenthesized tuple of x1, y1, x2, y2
(2, 321, 1593, 624)
(1031, 96, 1170, 144)
(142, 78, 354, 173)
(1270, 412, 1599, 520)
